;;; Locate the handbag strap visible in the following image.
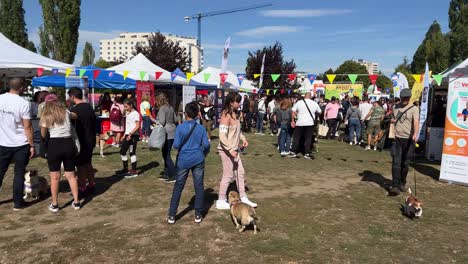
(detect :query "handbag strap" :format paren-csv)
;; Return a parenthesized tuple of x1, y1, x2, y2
(303, 99, 316, 124)
(179, 122, 197, 151)
(394, 105, 415, 124)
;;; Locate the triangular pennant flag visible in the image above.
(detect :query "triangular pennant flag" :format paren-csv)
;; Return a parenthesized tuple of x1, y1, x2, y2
(93, 70, 101, 80)
(219, 73, 228, 84)
(171, 72, 177, 81)
(266, 89, 270, 95)
(155, 71, 163, 80)
(186, 72, 194, 83)
(271, 74, 280, 82)
(65, 68, 72, 77)
(203, 73, 211, 83)
(412, 74, 422, 83)
(139, 71, 146, 81)
(308, 74, 317, 82)
(52, 68, 59, 75)
(348, 74, 358, 84)
(273, 89, 278, 94)
(237, 74, 245, 85)
(369, 74, 378, 85)
(123, 70, 129, 80)
(253, 89, 257, 94)
(37, 68, 44, 77)
(287, 89, 291, 94)
(288, 74, 297, 82)
(432, 74, 443, 86)
(79, 69, 86, 78)
(326, 74, 336, 84)
(254, 74, 261, 79)
(280, 89, 285, 94)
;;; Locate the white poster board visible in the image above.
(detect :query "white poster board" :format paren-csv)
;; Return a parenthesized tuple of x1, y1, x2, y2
(182, 85, 197, 113)
(439, 76, 468, 185)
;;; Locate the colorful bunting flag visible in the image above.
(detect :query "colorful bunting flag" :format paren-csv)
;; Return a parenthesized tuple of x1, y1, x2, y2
(288, 74, 297, 82)
(155, 71, 163, 80)
(186, 72, 194, 83)
(37, 68, 44, 77)
(237, 74, 245, 85)
(271, 74, 280, 83)
(65, 68, 72, 77)
(348, 74, 358, 84)
(220, 73, 228, 84)
(369, 74, 378, 85)
(253, 89, 257, 94)
(412, 74, 422, 83)
(203, 73, 211, 83)
(326, 74, 336, 84)
(123, 70, 129, 80)
(308, 74, 317, 82)
(287, 89, 291, 94)
(171, 72, 177, 82)
(93, 70, 101, 80)
(52, 68, 59, 75)
(140, 71, 147, 81)
(266, 89, 270, 95)
(254, 74, 261, 79)
(79, 69, 86, 78)
(432, 74, 443, 86)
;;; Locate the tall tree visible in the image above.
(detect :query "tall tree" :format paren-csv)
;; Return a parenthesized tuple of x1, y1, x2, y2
(134, 32, 190, 72)
(94, 58, 111, 69)
(448, 0, 468, 64)
(395, 56, 415, 88)
(0, 0, 35, 51)
(245, 42, 296, 89)
(81, 41, 95, 66)
(411, 21, 450, 73)
(38, 0, 81, 63)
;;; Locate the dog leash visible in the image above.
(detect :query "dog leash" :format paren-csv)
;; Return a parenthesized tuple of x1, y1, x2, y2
(413, 143, 418, 196)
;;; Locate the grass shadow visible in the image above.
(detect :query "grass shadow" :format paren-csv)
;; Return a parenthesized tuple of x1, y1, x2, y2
(412, 163, 440, 181)
(138, 161, 160, 175)
(175, 188, 218, 220)
(81, 171, 126, 207)
(359, 170, 392, 191)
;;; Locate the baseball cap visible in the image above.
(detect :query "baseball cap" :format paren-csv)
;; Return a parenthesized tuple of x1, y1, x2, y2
(400, 89, 411, 98)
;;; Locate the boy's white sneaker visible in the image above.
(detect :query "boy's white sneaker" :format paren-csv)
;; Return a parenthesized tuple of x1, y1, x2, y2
(215, 200, 230, 210)
(241, 197, 257, 208)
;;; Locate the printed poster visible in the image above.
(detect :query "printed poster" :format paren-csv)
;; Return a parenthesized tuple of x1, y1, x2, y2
(325, 84, 363, 100)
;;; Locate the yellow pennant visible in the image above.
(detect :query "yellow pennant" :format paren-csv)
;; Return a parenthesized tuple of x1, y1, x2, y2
(412, 74, 422, 83)
(186, 72, 194, 83)
(326, 74, 336, 84)
(254, 74, 261, 79)
(123, 70, 129, 80)
(65, 68, 72, 77)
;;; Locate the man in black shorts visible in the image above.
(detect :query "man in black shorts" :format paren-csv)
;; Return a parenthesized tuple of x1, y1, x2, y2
(68, 88, 97, 196)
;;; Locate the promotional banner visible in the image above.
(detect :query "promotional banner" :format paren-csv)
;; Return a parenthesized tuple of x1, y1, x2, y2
(325, 84, 364, 99)
(136, 81, 155, 117)
(215, 89, 225, 126)
(391, 72, 409, 98)
(410, 81, 424, 104)
(259, 53, 266, 89)
(417, 63, 430, 141)
(65, 77, 88, 88)
(221, 36, 231, 73)
(182, 85, 197, 113)
(440, 76, 468, 185)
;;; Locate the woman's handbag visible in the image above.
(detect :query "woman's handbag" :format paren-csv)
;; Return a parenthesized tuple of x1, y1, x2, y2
(318, 121, 329, 137)
(148, 125, 166, 149)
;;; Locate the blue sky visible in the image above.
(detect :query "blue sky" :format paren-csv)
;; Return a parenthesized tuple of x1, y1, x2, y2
(23, 0, 450, 75)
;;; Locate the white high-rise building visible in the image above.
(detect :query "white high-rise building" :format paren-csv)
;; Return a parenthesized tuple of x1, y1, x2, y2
(99, 32, 202, 72)
(357, 59, 380, 74)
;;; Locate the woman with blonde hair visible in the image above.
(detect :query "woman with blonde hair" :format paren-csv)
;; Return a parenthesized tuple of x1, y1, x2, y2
(40, 94, 80, 212)
(140, 94, 152, 142)
(156, 93, 177, 182)
(275, 97, 293, 156)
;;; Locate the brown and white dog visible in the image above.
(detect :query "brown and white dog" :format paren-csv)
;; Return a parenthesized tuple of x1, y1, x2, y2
(23, 170, 48, 199)
(99, 131, 113, 157)
(228, 191, 259, 234)
(404, 188, 423, 218)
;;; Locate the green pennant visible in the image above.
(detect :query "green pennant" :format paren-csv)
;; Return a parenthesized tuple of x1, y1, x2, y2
(433, 74, 443, 86)
(271, 74, 280, 82)
(203, 73, 211, 83)
(348, 74, 358, 84)
(273, 89, 278, 94)
(139, 71, 146, 81)
(79, 69, 86, 78)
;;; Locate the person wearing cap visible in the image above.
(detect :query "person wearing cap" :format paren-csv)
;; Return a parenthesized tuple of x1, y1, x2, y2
(389, 88, 419, 196)
(324, 96, 340, 139)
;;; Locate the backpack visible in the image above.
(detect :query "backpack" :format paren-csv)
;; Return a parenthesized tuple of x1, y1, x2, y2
(110, 106, 122, 122)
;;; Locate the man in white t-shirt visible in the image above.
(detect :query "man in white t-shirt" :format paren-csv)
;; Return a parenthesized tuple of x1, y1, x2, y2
(255, 94, 267, 135)
(267, 97, 277, 135)
(359, 97, 373, 143)
(0, 78, 35, 210)
(288, 92, 322, 159)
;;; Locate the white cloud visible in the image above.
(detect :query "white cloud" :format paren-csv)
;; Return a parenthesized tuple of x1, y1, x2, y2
(261, 9, 354, 18)
(235, 26, 302, 37)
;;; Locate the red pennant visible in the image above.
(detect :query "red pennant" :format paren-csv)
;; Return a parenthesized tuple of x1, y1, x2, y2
(369, 74, 378, 85)
(93, 70, 101, 80)
(281, 89, 285, 94)
(220, 73, 228, 84)
(288, 74, 297, 82)
(37, 68, 44, 77)
(155, 72, 163, 80)
(253, 89, 257, 94)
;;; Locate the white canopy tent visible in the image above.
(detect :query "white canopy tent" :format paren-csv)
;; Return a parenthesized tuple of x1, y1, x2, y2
(189, 67, 240, 88)
(108, 53, 186, 84)
(0, 33, 73, 78)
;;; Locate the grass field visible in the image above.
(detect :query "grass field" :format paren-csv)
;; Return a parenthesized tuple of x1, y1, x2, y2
(0, 130, 467, 264)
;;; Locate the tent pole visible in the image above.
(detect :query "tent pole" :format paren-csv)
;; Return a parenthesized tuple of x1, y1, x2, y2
(92, 88, 95, 109)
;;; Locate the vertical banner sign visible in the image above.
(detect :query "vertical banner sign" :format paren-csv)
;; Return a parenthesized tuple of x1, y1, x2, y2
(259, 53, 266, 89)
(417, 63, 430, 141)
(221, 36, 231, 74)
(215, 89, 225, 127)
(182, 85, 197, 113)
(392, 72, 409, 98)
(136, 81, 155, 117)
(440, 76, 468, 185)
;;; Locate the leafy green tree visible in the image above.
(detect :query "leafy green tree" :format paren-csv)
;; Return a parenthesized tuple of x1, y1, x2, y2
(134, 32, 190, 72)
(395, 56, 415, 88)
(246, 42, 296, 89)
(376, 74, 393, 91)
(411, 21, 450, 73)
(334, 60, 370, 87)
(448, 0, 468, 64)
(94, 58, 111, 69)
(38, 0, 81, 63)
(81, 41, 95, 66)
(449, 0, 468, 29)
(0, 0, 35, 51)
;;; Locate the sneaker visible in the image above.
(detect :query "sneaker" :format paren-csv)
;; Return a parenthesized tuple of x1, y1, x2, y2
(287, 152, 297, 158)
(158, 175, 168, 181)
(48, 203, 59, 213)
(388, 186, 401, 196)
(304, 154, 315, 160)
(125, 170, 139, 178)
(116, 169, 130, 176)
(167, 215, 176, 224)
(72, 202, 81, 210)
(259, 133, 265, 136)
(241, 196, 257, 208)
(373, 146, 378, 151)
(165, 177, 176, 183)
(280, 151, 288, 156)
(216, 199, 230, 210)
(194, 215, 203, 224)
(349, 142, 353, 145)
(365, 145, 371, 150)
(270, 133, 274, 136)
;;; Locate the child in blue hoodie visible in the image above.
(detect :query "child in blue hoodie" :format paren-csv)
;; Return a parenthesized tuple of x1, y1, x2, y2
(167, 102, 210, 224)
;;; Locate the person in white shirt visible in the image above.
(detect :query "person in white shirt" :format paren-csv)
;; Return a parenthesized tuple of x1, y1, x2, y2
(0, 78, 35, 210)
(118, 99, 141, 178)
(288, 92, 322, 159)
(267, 97, 277, 135)
(359, 97, 373, 143)
(255, 94, 267, 135)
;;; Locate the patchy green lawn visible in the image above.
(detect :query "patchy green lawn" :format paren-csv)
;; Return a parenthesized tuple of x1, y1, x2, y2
(0, 130, 467, 263)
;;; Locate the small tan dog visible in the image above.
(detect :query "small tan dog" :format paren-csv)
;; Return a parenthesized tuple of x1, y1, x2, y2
(228, 191, 259, 234)
(99, 132, 113, 157)
(404, 188, 423, 218)
(23, 170, 48, 199)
